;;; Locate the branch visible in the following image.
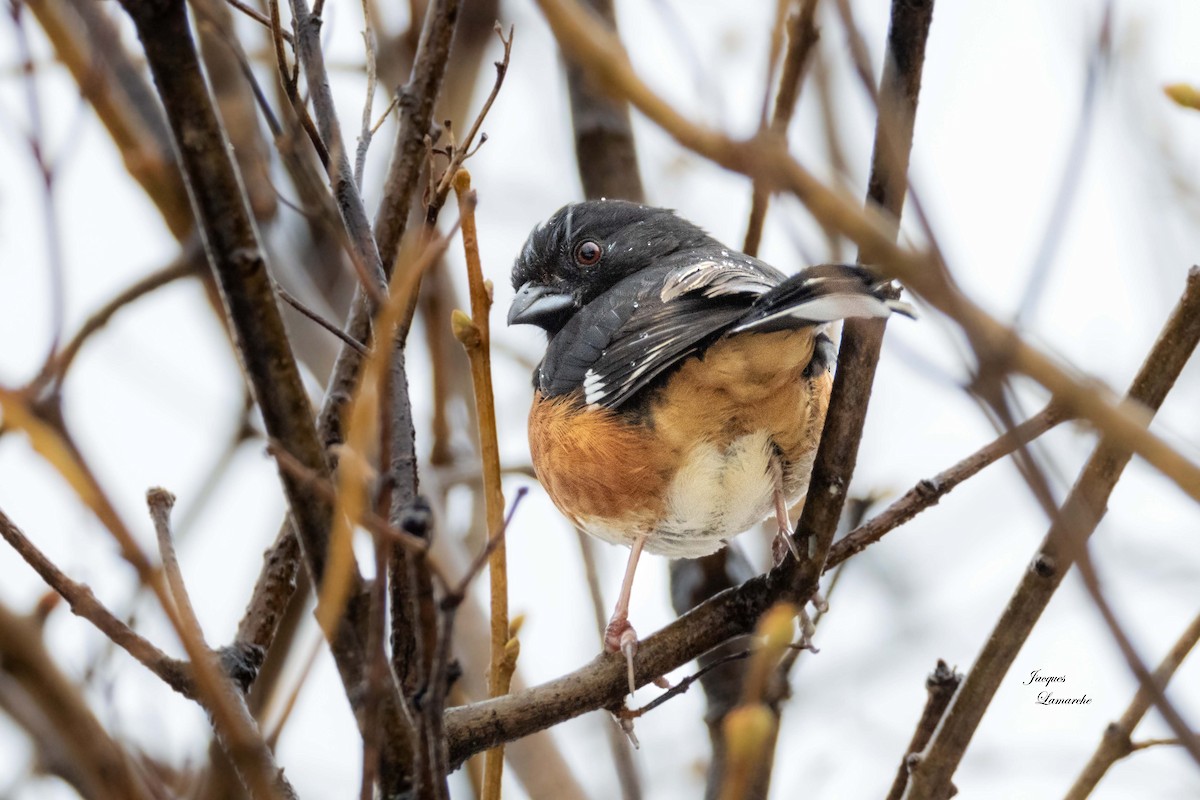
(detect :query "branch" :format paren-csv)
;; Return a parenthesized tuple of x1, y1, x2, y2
(146, 489, 298, 800)
(564, 0, 643, 201)
(1064, 612, 1200, 799)
(287, 0, 388, 297)
(25, 0, 192, 239)
(790, 0, 934, 594)
(35, 249, 199, 390)
(904, 267, 1200, 798)
(0, 601, 154, 800)
(114, 0, 413, 781)
(374, 0, 461, 268)
(827, 404, 1066, 569)
(743, 0, 820, 256)
(0, 396, 289, 799)
(440, 373, 1065, 764)
(0, 507, 194, 697)
(451, 170, 514, 800)
(886, 660, 962, 800)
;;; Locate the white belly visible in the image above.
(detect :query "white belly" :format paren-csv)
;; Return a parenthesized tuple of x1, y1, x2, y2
(572, 431, 812, 559)
(653, 431, 800, 557)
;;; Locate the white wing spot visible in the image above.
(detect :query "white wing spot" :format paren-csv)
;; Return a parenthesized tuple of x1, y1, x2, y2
(583, 369, 606, 406)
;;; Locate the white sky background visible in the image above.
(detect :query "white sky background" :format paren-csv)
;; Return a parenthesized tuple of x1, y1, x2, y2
(2, 0, 1200, 798)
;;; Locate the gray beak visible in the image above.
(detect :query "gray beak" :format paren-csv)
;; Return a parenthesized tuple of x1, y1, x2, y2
(508, 281, 575, 327)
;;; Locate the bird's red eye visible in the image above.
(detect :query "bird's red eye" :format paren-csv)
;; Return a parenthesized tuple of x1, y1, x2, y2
(574, 240, 602, 266)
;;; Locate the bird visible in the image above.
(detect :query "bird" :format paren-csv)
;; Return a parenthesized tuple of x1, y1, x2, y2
(507, 199, 912, 691)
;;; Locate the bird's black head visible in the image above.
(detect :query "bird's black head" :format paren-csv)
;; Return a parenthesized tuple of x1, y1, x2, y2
(508, 200, 714, 335)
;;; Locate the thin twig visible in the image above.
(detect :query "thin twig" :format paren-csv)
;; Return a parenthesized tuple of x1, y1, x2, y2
(12, 0, 66, 365)
(617, 649, 754, 721)
(354, 0, 380, 188)
(1016, 9, 1110, 323)
(266, 0, 330, 168)
(223, 0, 294, 43)
(1064, 612, 1200, 799)
(425, 25, 513, 226)
(0, 507, 194, 697)
(263, 631, 323, 748)
(34, 250, 198, 390)
(374, 0, 462, 269)
(287, 0, 388, 303)
(743, 0, 821, 257)
(273, 281, 369, 355)
(451, 170, 513, 800)
(827, 404, 1066, 569)
(147, 489, 194, 628)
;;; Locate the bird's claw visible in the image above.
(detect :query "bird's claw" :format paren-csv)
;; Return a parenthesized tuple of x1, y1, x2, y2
(605, 619, 668, 693)
(772, 525, 802, 566)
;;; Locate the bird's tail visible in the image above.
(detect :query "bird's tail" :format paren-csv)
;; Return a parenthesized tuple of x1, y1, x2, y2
(730, 263, 915, 334)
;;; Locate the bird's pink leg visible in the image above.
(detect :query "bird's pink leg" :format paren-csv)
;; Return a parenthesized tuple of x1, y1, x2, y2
(605, 535, 647, 694)
(771, 462, 802, 565)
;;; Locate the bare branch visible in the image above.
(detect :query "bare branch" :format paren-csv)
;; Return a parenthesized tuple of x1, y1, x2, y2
(789, 0, 935, 594)
(0, 601, 154, 800)
(1064, 612, 1200, 799)
(886, 661, 962, 800)
(564, 0, 643, 202)
(34, 248, 200, 390)
(827, 404, 1066, 569)
(0, 507, 194, 697)
(743, 0, 821, 256)
(904, 267, 1200, 798)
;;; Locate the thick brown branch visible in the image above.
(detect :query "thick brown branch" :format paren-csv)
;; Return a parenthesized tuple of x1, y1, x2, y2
(886, 660, 962, 800)
(564, 0, 643, 201)
(115, 0, 411, 780)
(791, 0, 934, 593)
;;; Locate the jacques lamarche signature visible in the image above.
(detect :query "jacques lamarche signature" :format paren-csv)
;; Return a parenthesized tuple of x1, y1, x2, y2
(1023, 669, 1092, 705)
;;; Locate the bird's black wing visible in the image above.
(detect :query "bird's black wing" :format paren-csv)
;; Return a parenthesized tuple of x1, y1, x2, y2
(538, 256, 782, 408)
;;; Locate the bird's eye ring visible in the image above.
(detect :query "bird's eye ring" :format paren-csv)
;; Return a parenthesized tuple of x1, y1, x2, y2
(574, 240, 602, 266)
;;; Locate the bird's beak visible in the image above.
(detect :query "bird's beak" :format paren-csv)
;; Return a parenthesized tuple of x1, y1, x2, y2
(508, 281, 575, 327)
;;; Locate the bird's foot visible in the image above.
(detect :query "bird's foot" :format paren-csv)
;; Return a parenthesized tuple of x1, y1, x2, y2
(605, 616, 640, 695)
(771, 525, 802, 566)
(604, 617, 669, 693)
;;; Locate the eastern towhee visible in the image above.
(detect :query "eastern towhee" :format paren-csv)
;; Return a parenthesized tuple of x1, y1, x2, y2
(508, 200, 912, 690)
